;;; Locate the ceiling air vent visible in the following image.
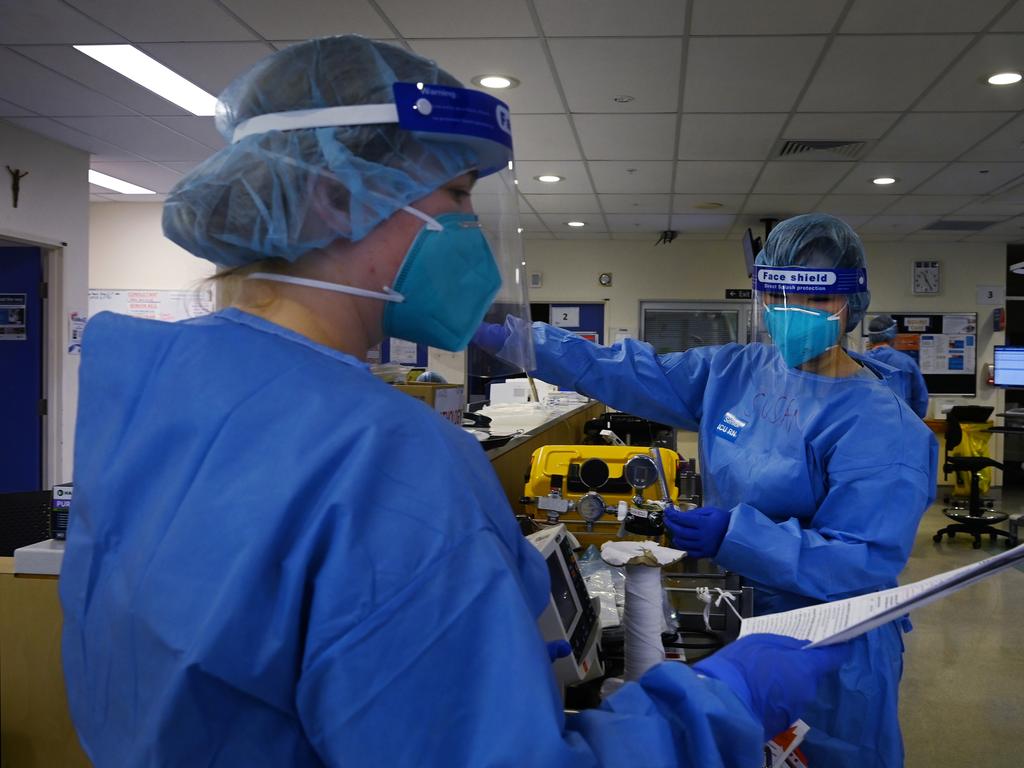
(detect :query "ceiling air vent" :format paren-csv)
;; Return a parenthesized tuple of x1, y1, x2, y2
(922, 220, 999, 231)
(775, 139, 868, 160)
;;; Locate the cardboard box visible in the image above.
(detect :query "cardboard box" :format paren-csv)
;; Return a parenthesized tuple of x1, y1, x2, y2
(394, 383, 464, 425)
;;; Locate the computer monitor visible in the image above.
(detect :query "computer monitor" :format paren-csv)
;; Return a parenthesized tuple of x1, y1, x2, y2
(742, 228, 761, 278)
(993, 345, 1024, 387)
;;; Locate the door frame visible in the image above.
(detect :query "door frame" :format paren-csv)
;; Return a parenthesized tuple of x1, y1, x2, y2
(1, 228, 65, 489)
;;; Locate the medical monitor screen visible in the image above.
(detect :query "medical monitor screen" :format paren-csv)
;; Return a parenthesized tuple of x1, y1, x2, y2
(742, 228, 761, 278)
(546, 552, 578, 633)
(994, 346, 1024, 387)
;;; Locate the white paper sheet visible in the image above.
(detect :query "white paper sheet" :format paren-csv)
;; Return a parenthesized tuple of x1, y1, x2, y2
(739, 544, 1024, 647)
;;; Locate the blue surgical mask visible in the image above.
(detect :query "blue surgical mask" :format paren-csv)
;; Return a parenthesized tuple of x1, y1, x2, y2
(382, 211, 501, 351)
(763, 304, 843, 368)
(246, 207, 501, 352)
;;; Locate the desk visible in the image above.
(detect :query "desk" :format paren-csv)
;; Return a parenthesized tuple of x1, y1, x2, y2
(0, 558, 90, 767)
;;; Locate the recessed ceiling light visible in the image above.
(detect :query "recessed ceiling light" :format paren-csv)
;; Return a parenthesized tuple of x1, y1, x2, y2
(472, 75, 520, 90)
(88, 170, 156, 195)
(567, 221, 586, 228)
(536, 175, 563, 183)
(74, 45, 217, 116)
(987, 72, 1022, 86)
(872, 177, 897, 186)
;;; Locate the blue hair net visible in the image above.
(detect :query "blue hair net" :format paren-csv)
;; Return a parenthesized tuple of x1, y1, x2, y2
(754, 213, 870, 332)
(163, 36, 481, 267)
(868, 314, 898, 343)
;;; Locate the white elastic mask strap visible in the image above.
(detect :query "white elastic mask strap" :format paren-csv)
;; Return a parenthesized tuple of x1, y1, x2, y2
(402, 206, 444, 231)
(246, 272, 404, 303)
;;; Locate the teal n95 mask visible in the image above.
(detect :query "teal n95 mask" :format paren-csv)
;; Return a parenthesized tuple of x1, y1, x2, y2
(247, 206, 500, 352)
(762, 304, 844, 369)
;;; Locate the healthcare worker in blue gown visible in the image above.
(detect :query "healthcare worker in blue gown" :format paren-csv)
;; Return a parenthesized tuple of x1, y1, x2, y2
(59, 37, 848, 768)
(477, 214, 938, 768)
(867, 314, 930, 418)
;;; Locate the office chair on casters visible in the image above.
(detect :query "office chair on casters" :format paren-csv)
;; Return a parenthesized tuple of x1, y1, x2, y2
(933, 406, 1018, 549)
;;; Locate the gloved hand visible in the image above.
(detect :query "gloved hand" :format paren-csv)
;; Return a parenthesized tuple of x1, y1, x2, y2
(694, 634, 851, 739)
(665, 505, 730, 559)
(472, 322, 509, 355)
(546, 639, 572, 663)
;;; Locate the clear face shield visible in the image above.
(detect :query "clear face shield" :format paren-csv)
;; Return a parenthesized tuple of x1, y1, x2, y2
(752, 266, 868, 378)
(231, 82, 533, 368)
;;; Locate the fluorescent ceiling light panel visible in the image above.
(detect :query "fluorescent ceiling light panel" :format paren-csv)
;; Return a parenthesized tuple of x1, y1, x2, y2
(88, 170, 156, 195)
(74, 44, 217, 116)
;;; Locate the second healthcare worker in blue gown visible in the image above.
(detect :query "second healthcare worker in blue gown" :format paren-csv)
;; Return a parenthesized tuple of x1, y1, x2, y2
(868, 314, 930, 419)
(479, 214, 938, 767)
(59, 37, 847, 768)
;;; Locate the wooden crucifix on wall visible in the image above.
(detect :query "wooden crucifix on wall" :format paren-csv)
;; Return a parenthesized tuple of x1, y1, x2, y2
(6, 165, 29, 208)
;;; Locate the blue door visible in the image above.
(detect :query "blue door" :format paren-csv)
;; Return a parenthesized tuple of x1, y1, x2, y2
(0, 247, 44, 492)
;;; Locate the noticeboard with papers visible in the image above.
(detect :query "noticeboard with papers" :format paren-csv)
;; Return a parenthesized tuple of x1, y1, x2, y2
(862, 312, 978, 396)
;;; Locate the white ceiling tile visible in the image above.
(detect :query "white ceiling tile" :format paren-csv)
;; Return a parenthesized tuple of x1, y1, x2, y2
(903, 231, 970, 241)
(550, 38, 682, 113)
(783, 113, 899, 141)
(13, 45, 191, 116)
(993, 1, 1024, 31)
(965, 232, 1024, 242)
(65, 0, 257, 41)
(605, 213, 672, 233)
(830, 162, 947, 194)
(952, 198, 1024, 216)
(523, 230, 556, 240)
(592, 161, 674, 194)
(800, 36, 971, 112)
(524, 194, 602, 213)
(153, 117, 226, 150)
(574, 114, 676, 160)
(517, 212, 545, 231)
(678, 114, 787, 161)
(690, 0, 845, 34)
(674, 161, 762, 193)
(743, 194, 824, 215)
(376, 0, 535, 37)
(827, 214, 873, 230)
(0, 99, 32, 117)
(0, 0, 122, 44)
(816, 195, 897, 215)
(54, 116, 217, 162)
(859, 215, 939, 234)
(3, 116, 137, 159)
(140, 43, 275, 95)
(883, 195, 977, 215)
(535, 0, 688, 35)
(961, 113, 1024, 161)
(540, 212, 603, 230)
(841, 0, 1007, 33)
(221, 0, 393, 39)
(515, 161, 593, 193)
(980, 214, 1024, 233)
(0, 48, 134, 117)
(913, 163, 1024, 194)
(672, 194, 748, 214)
(553, 232, 612, 240)
(409, 39, 564, 114)
(753, 161, 853, 194)
(868, 112, 1013, 162)
(612, 232, 664, 241)
(916, 34, 1024, 111)
(598, 194, 672, 214)
(668, 213, 737, 233)
(684, 36, 825, 113)
(512, 115, 581, 161)
(90, 161, 184, 193)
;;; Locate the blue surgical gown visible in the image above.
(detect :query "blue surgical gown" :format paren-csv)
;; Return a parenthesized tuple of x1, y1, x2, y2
(526, 323, 938, 768)
(60, 308, 765, 768)
(868, 344, 929, 418)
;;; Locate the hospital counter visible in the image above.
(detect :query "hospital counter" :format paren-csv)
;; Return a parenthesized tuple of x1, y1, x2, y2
(0, 556, 91, 767)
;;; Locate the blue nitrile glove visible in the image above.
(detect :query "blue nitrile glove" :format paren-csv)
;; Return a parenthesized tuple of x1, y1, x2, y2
(694, 634, 851, 740)
(665, 505, 730, 559)
(546, 639, 572, 663)
(472, 322, 509, 355)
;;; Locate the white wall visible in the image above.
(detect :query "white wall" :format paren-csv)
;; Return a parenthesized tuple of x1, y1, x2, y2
(90, 202, 213, 290)
(0, 119, 90, 483)
(525, 237, 1007, 475)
